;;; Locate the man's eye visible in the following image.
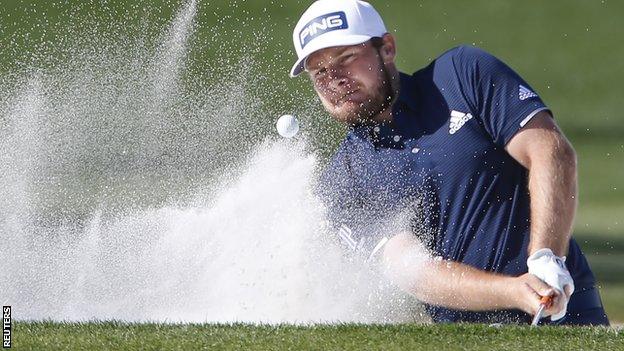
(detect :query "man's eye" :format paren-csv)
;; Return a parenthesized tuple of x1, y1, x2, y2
(315, 68, 327, 77)
(343, 54, 355, 62)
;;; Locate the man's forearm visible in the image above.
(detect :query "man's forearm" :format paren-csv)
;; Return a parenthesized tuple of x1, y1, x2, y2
(401, 259, 515, 311)
(383, 233, 516, 311)
(527, 139, 578, 256)
(505, 113, 578, 257)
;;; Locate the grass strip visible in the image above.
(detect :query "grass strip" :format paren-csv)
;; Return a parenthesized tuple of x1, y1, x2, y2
(13, 322, 624, 351)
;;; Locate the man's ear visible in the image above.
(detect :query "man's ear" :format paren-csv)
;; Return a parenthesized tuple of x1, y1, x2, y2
(379, 33, 397, 64)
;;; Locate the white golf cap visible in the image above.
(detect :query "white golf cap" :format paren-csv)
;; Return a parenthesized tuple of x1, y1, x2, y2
(290, 0, 387, 77)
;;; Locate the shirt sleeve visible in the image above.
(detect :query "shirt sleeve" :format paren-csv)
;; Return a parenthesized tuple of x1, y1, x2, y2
(453, 45, 550, 147)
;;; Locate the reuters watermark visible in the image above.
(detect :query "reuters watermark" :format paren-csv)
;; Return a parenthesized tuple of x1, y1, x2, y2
(2, 306, 10, 349)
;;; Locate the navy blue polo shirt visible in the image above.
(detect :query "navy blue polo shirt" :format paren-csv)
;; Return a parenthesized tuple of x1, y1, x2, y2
(318, 45, 596, 323)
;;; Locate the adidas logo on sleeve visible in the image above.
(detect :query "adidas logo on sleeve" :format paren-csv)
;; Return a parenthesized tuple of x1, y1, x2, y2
(519, 85, 538, 101)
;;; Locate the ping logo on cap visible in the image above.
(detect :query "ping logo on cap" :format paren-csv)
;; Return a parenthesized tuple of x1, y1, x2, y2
(299, 11, 348, 48)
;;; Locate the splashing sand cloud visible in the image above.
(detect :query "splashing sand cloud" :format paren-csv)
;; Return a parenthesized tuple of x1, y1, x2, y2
(0, 0, 426, 324)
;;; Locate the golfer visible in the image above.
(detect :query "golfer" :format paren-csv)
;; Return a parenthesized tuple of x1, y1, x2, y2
(290, 0, 609, 325)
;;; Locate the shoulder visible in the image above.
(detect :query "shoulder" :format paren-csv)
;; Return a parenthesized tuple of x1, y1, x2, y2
(424, 45, 514, 91)
(406, 46, 499, 94)
(437, 45, 501, 70)
(440, 45, 495, 60)
(406, 45, 499, 83)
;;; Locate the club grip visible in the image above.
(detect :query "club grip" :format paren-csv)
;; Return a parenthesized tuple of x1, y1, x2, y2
(540, 295, 553, 307)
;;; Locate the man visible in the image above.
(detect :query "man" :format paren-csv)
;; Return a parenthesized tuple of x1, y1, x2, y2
(289, 0, 609, 325)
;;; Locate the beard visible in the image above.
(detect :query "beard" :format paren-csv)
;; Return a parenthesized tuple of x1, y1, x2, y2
(327, 62, 394, 127)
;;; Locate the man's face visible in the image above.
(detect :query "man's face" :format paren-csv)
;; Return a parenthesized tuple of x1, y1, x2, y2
(305, 40, 392, 126)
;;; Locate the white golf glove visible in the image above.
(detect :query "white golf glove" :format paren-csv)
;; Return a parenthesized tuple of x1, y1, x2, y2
(526, 248, 575, 321)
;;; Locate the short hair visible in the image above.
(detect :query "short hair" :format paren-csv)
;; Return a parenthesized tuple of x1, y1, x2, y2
(370, 36, 384, 48)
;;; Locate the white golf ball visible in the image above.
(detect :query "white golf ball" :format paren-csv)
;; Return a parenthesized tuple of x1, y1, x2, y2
(276, 114, 299, 138)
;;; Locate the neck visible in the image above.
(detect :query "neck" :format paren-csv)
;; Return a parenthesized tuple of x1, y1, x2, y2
(370, 65, 401, 125)
(371, 107, 393, 124)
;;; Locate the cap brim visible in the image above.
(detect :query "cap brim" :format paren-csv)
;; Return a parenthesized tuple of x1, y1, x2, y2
(289, 34, 373, 78)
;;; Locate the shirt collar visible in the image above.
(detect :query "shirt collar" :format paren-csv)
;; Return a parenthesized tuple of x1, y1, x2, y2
(397, 71, 419, 113)
(346, 72, 419, 149)
(348, 123, 406, 150)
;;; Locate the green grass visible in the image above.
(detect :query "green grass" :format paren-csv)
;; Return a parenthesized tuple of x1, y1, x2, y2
(575, 138, 624, 212)
(571, 137, 624, 323)
(12, 322, 624, 351)
(601, 285, 624, 324)
(575, 230, 624, 323)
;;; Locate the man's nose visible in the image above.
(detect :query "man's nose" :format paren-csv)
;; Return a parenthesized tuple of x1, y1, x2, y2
(328, 69, 349, 90)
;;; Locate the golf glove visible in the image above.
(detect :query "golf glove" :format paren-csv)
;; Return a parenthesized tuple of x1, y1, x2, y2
(526, 248, 575, 321)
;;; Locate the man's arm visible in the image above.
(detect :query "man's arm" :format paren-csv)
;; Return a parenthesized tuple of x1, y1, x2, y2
(504, 111, 577, 320)
(382, 232, 562, 315)
(382, 112, 576, 317)
(505, 111, 578, 257)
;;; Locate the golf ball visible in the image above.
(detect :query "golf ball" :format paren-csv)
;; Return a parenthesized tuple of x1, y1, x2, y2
(276, 114, 299, 138)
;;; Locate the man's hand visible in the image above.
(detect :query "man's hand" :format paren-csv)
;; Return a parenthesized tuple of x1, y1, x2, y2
(508, 273, 567, 317)
(526, 248, 575, 320)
